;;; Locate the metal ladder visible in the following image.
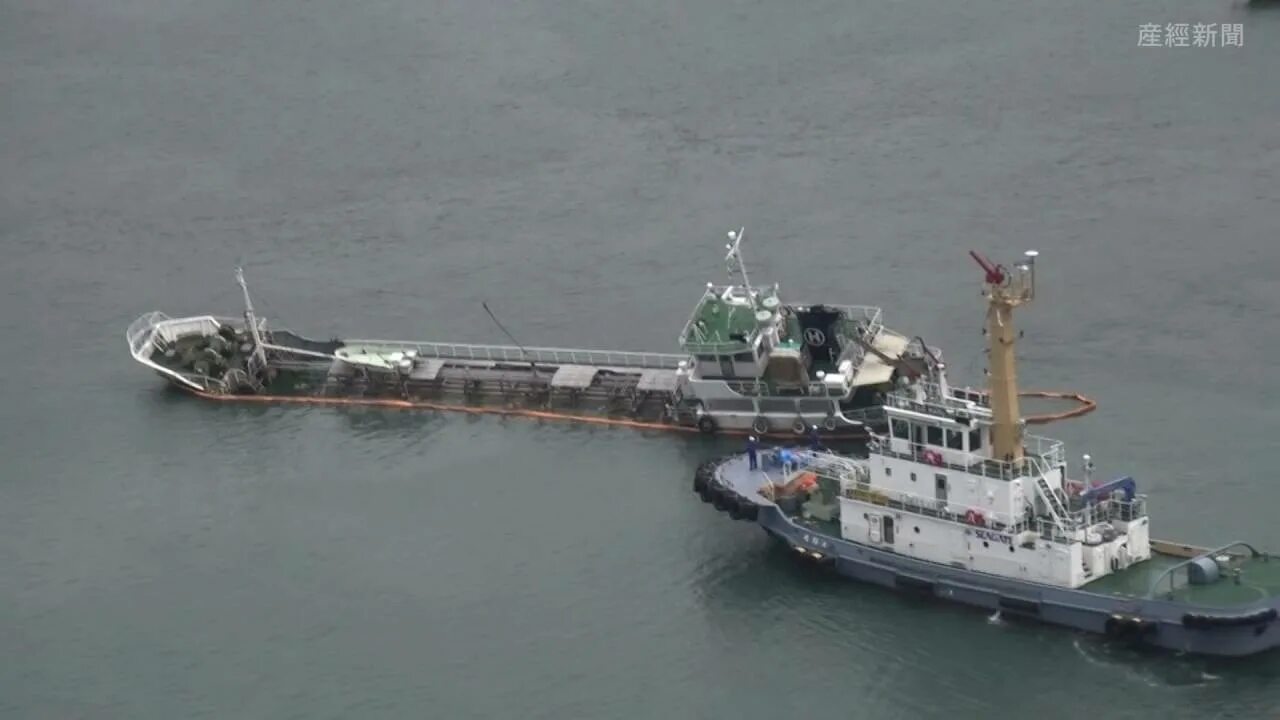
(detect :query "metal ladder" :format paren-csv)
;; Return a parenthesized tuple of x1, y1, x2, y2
(1033, 472, 1069, 526)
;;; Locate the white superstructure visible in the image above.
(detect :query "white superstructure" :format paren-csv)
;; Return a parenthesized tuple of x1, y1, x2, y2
(798, 251, 1151, 588)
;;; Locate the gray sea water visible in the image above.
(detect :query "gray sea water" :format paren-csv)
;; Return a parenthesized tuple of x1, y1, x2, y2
(4, 0, 1280, 717)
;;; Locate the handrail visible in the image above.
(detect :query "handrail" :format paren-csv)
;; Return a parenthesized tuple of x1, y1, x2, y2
(886, 382, 993, 416)
(679, 285, 764, 354)
(125, 312, 234, 393)
(786, 449, 1024, 528)
(1144, 541, 1262, 599)
(871, 437, 1065, 482)
(723, 379, 834, 397)
(342, 339, 687, 370)
(1025, 453, 1072, 530)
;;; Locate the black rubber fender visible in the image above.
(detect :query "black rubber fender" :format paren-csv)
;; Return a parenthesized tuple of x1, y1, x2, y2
(1105, 614, 1158, 641)
(712, 488, 730, 511)
(1183, 608, 1278, 628)
(697, 416, 717, 435)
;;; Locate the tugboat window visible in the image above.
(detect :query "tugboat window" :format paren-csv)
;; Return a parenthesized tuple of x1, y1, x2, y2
(892, 419, 909, 439)
(946, 429, 964, 450)
(968, 428, 983, 451)
(926, 426, 943, 446)
(733, 352, 754, 363)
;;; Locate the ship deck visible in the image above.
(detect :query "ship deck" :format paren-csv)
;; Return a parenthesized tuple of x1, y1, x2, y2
(1086, 551, 1280, 608)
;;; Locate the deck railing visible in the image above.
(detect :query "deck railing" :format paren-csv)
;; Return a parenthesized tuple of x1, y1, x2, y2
(886, 382, 995, 417)
(871, 438, 1065, 483)
(1143, 541, 1262, 599)
(723, 379, 835, 398)
(125, 312, 233, 393)
(126, 311, 169, 357)
(342, 339, 686, 370)
(784, 449, 1025, 529)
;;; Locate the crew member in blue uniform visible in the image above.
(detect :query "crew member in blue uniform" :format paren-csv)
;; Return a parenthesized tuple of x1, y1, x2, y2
(746, 435, 759, 470)
(809, 424, 822, 451)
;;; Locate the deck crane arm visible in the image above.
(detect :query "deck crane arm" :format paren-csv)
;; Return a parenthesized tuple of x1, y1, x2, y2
(969, 250, 1006, 285)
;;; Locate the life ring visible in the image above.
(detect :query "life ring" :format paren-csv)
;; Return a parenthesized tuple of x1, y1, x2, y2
(752, 416, 769, 434)
(791, 418, 807, 435)
(823, 415, 838, 431)
(923, 450, 944, 466)
(697, 415, 717, 435)
(965, 509, 978, 525)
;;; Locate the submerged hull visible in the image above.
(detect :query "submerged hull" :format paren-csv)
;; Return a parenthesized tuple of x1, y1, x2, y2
(128, 312, 878, 442)
(696, 454, 1280, 657)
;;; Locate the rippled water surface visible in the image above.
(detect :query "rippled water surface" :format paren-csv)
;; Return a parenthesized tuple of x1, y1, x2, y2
(3, 0, 1280, 716)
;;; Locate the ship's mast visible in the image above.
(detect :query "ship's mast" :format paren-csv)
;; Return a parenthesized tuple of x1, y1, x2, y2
(235, 267, 269, 374)
(724, 227, 754, 300)
(970, 249, 1039, 464)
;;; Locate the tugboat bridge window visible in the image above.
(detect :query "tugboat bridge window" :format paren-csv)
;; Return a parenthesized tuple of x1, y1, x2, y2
(926, 426, 943, 446)
(968, 428, 983, 451)
(946, 429, 964, 450)
(891, 419, 909, 439)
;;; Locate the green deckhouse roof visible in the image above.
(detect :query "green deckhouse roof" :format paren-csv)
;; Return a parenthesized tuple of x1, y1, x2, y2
(680, 285, 779, 355)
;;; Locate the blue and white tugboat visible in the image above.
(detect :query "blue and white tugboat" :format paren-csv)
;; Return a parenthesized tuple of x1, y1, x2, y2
(693, 249, 1280, 656)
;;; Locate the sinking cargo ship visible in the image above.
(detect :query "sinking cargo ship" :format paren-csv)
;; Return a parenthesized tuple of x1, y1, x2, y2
(694, 249, 1280, 657)
(126, 228, 942, 439)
